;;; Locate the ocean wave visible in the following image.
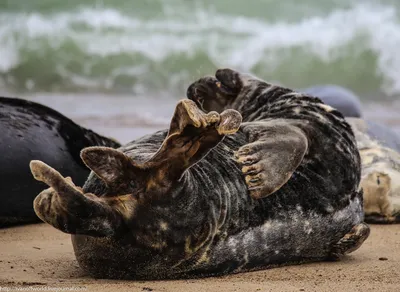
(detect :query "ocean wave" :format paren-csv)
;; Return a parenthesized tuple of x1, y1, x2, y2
(0, 1, 399, 98)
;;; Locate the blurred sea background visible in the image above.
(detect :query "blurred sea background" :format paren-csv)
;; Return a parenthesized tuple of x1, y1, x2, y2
(1, 0, 399, 143)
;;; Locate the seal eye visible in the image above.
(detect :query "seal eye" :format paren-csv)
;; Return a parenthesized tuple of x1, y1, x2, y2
(129, 181, 136, 189)
(376, 175, 380, 185)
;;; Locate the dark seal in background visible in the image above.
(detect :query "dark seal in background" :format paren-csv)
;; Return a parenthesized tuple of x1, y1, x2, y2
(0, 97, 121, 227)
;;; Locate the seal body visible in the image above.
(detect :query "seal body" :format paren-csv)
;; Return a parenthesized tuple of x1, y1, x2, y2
(30, 69, 368, 280)
(347, 118, 400, 223)
(0, 97, 120, 227)
(302, 84, 363, 118)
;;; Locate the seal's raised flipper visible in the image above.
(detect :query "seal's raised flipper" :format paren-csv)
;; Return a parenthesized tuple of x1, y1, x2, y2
(329, 223, 370, 259)
(139, 99, 242, 184)
(236, 121, 308, 199)
(30, 160, 125, 237)
(80, 146, 143, 193)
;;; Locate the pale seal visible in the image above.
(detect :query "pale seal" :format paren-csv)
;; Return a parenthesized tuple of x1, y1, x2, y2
(347, 118, 400, 223)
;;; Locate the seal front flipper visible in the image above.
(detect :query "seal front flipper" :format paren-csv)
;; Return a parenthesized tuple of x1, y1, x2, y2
(30, 160, 125, 237)
(138, 99, 242, 184)
(236, 121, 308, 199)
(329, 222, 370, 259)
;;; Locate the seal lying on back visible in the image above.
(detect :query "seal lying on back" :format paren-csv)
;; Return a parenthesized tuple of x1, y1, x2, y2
(347, 118, 400, 223)
(0, 97, 120, 227)
(29, 69, 369, 280)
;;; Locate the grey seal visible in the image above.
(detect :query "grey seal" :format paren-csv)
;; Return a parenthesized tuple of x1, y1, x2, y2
(29, 69, 368, 279)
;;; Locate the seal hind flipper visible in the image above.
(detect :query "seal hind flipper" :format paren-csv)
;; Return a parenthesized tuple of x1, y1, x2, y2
(80, 147, 143, 190)
(30, 160, 125, 237)
(236, 121, 308, 199)
(139, 99, 242, 183)
(329, 223, 370, 259)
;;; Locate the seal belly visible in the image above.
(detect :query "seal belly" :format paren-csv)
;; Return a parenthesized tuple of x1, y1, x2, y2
(183, 195, 363, 277)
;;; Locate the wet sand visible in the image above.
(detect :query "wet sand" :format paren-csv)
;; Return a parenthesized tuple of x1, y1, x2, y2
(0, 224, 399, 292)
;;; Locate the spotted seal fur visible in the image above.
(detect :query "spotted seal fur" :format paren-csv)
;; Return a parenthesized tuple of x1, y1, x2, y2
(0, 96, 120, 227)
(301, 86, 400, 222)
(347, 118, 400, 223)
(29, 69, 369, 280)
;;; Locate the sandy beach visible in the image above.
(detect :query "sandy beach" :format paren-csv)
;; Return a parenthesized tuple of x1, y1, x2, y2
(0, 223, 399, 292)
